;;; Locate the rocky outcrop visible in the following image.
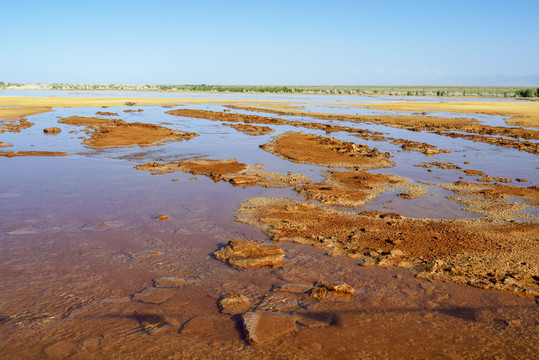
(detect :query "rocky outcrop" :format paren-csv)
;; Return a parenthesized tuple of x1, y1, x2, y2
(212, 239, 285, 269)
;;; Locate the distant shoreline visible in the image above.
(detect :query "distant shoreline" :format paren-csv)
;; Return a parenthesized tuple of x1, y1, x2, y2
(0, 83, 538, 98)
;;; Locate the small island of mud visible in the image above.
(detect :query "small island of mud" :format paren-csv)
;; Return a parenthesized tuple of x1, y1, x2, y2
(236, 197, 539, 295)
(135, 158, 311, 188)
(296, 170, 426, 207)
(260, 131, 393, 169)
(82, 122, 198, 149)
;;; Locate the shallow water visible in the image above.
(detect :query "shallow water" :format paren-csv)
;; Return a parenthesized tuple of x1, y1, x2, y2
(1, 93, 538, 359)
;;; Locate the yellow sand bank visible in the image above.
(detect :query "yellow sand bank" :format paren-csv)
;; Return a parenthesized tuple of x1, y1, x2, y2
(0, 96, 281, 109)
(0, 107, 53, 119)
(348, 101, 539, 128)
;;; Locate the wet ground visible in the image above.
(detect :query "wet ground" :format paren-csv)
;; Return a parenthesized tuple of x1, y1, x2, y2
(0, 92, 538, 359)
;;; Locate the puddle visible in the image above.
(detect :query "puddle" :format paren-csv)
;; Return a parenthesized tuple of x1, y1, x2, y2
(0, 92, 538, 359)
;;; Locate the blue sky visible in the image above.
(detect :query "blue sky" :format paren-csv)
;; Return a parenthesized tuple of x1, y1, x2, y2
(2, 0, 538, 85)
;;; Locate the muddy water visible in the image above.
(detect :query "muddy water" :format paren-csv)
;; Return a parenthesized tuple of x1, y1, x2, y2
(1, 95, 538, 359)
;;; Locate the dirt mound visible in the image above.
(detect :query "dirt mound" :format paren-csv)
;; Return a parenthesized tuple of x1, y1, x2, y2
(43, 127, 61, 134)
(261, 132, 393, 170)
(228, 105, 539, 154)
(0, 118, 34, 133)
(82, 122, 198, 149)
(296, 170, 426, 207)
(58, 116, 125, 126)
(0, 151, 68, 157)
(212, 239, 285, 269)
(223, 123, 275, 136)
(436, 181, 539, 221)
(135, 158, 311, 188)
(236, 197, 539, 295)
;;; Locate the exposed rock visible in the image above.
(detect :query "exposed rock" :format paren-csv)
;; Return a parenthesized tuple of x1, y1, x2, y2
(309, 287, 328, 301)
(0, 141, 12, 147)
(43, 127, 61, 134)
(242, 312, 298, 345)
(218, 292, 251, 314)
(155, 214, 169, 220)
(153, 277, 185, 288)
(316, 281, 356, 296)
(309, 281, 356, 300)
(132, 287, 175, 304)
(212, 239, 285, 269)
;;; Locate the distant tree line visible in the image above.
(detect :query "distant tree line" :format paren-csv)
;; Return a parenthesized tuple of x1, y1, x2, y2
(0, 82, 538, 98)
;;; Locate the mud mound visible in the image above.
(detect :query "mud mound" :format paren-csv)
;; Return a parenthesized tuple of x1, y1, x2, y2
(436, 181, 539, 221)
(82, 122, 198, 149)
(0, 118, 34, 133)
(260, 132, 393, 170)
(228, 105, 539, 154)
(296, 170, 426, 207)
(236, 197, 539, 295)
(135, 158, 311, 188)
(223, 123, 275, 136)
(58, 116, 125, 126)
(0, 151, 68, 157)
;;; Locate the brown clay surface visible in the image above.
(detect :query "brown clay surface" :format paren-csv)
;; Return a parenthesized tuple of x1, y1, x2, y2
(227, 105, 539, 154)
(416, 163, 517, 183)
(170, 108, 451, 155)
(0, 151, 68, 157)
(432, 130, 538, 154)
(261, 131, 393, 170)
(389, 138, 452, 156)
(58, 116, 125, 126)
(0, 141, 13, 147)
(82, 122, 198, 149)
(166, 108, 383, 137)
(1, 98, 538, 359)
(223, 123, 275, 136)
(236, 197, 539, 295)
(434, 181, 539, 221)
(296, 170, 426, 207)
(415, 161, 462, 170)
(0, 117, 34, 133)
(95, 111, 119, 116)
(135, 158, 311, 188)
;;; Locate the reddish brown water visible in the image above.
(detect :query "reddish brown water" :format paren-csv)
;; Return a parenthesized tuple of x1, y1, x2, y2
(1, 100, 538, 359)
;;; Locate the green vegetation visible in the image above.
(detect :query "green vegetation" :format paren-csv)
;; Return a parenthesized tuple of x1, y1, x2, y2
(515, 88, 537, 97)
(1, 83, 538, 98)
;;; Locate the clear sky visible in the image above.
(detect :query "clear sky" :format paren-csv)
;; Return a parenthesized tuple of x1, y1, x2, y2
(2, 0, 538, 86)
